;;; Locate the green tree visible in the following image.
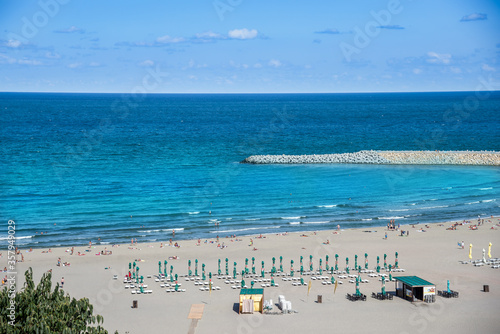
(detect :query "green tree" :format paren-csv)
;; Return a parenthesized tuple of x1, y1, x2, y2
(0, 268, 117, 334)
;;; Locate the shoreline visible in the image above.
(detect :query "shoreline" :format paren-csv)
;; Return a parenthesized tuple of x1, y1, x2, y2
(3, 215, 500, 333)
(242, 150, 500, 165)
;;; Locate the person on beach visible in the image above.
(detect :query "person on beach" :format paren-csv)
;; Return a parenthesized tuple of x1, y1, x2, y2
(89, 241, 92, 248)
(61, 277, 64, 288)
(172, 230, 175, 238)
(385, 232, 388, 240)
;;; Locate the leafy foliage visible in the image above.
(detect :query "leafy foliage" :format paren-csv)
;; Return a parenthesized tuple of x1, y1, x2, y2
(0, 268, 117, 334)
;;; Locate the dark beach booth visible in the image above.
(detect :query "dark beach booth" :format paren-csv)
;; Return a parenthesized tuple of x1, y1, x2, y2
(394, 276, 436, 302)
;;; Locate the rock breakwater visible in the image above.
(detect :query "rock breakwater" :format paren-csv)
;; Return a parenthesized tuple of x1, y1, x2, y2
(241, 150, 500, 165)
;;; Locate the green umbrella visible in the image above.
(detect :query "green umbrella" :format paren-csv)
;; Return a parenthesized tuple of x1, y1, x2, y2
(290, 260, 294, 277)
(252, 257, 256, 274)
(175, 281, 179, 292)
(365, 253, 368, 269)
(209, 272, 212, 280)
(175, 273, 178, 281)
(245, 258, 249, 274)
(279, 256, 283, 272)
(241, 279, 245, 288)
(202, 264, 206, 281)
(139, 284, 144, 294)
(300, 265, 304, 274)
(272, 257, 276, 273)
(140, 275, 144, 284)
(170, 265, 174, 282)
(158, 261, 162, 275)
(384, 254, 387, 269)
(309, 255, 313, 271)
(164, 260, 168, 276)
(300, 277, 304, 285)
(188, 260, 192, 276)
(271, 276, 275, 287)
(382, 276, 386, 295)
(346, 257, 349, 274)
(335, 254, 339, 271)
(225, 258, 229, 275)
(447, 280, 450, 293)
(233, 262, 237, 279)
(129, 262, 131, 270)
(241, 269, 245, 278)
(354, 255, 358, 271)
(331, 275, 336, 284)
(326, 255, 329, 271)
(136, 266, 140, 283)
(195, 259, 198, 277)
(300, 255, 303, 266)
(355, 274, 361, 296)
(377, 256, 380, 266)
(395, 251, 399, 268)
(251, 280, 255, 288)
(218, 259, 221, 275)
(319, 258, 323, 275)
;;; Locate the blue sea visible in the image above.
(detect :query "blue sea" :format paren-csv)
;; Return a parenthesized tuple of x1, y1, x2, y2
(1, 92, 499, 249)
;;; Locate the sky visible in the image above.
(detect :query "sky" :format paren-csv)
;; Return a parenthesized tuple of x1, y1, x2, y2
(0, 0, 499, 93)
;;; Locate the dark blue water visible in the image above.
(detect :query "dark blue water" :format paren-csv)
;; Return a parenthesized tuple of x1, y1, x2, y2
(1, 92, 499, 248)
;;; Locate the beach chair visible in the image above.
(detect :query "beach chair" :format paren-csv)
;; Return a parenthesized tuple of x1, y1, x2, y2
(131, 290, 136, 294)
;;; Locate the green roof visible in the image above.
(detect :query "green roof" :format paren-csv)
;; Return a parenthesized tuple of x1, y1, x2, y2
(240, 288, 264, 295)
(394, 276, 434, 287)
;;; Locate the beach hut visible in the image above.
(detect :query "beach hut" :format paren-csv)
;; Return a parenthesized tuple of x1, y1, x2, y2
(394, 276, 435, 302)
(239, 288, 264, 314)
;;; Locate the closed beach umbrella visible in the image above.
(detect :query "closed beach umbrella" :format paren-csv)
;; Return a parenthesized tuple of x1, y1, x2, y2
(251, 280, 255, 288)
(381, 276, 386, 295)
(319, 258, 323, 275)
(233, 262, 237, 279)
(252, 257, 256, 274)
(195, 259, 198, 276)
(241, 279, 245, 288)
(164, 260, 168, 276)
(355, 275, 360, 296)
(447, 280, 450, 293)
(226, 258, 229, 275)
(365, 253, 368, 269)
(301, 277, 304, 285)
(300, 265, 304, 274)
(188, 260, 192, 276)
(309, 255, 313, 271)
(395, 252, 399, 268)
(158, 261, 161, 275)
(290, 260, 294, 276)
(272, 257, 276, 273)
(136, 266, 140, 283)
(354, 255, 358, 271)
(300, 255, 303, 266)
(245, 258, 249, 274)
(346, 257, 349, 274)
(218, 259, 221, 275)
(335, 254, 339, 271)
(384, 254, 387, 268)
(280, 256, 283, 272)
(129, 262, 131, 270)
(488, 242, 492, 258)
(202, 264, 206, 280)
(140, 275, 144, 284)
(326, 255, 329, 271)
(469, 244, 473, 259)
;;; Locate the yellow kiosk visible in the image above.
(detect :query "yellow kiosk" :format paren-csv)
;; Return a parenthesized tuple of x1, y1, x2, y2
(239, 288, 264, 314)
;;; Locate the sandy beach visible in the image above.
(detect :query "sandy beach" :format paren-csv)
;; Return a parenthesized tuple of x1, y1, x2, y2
(3, 217, 500, 334)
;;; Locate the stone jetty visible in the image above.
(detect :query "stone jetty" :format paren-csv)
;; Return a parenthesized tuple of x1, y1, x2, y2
(241, 150, 500, 165)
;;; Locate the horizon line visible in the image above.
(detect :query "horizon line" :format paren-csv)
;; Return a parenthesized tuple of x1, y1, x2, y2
(1, 89, 499, 95)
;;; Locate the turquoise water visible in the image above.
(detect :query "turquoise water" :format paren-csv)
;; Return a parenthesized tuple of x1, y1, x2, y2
(1, 92, 499, 248)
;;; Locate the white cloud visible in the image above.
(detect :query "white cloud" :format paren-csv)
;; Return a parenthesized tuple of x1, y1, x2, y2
(45, 52, 61, 59)
(156, 35, 185, 44)
(6, 39, 22, 48)
(18, 59, 42, 66)
(426, 52, 451, 64)
(139, 60, 155, 67)
(54, 26, 85, 34)
(450, 67, 462, 74)
(482, 64, 495, 72)
(412, 68, 422, 74)
(460, 13, 487, 22)
(68, 62, 82, 69)
(228, 28, 258, 40)
(268, 59, 282, 68)
(195, 31, 224, 40)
